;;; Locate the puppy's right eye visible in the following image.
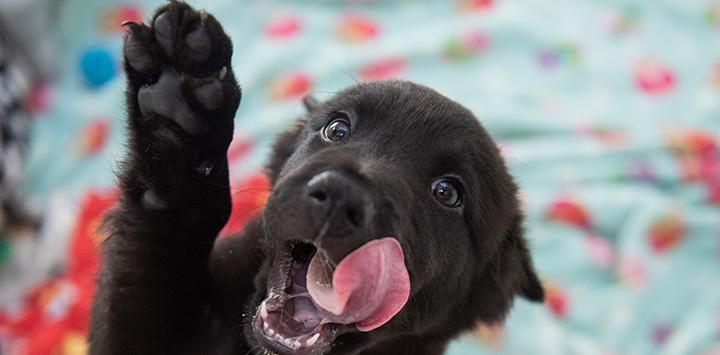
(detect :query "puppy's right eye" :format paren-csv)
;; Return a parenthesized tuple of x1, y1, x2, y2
(431, 178, 462, 208)
(322, 114, 351, 142)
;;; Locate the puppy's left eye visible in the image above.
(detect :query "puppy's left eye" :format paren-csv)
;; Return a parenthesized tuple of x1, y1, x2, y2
(322, 114, 351, 142)
(431, 178, 462, 208)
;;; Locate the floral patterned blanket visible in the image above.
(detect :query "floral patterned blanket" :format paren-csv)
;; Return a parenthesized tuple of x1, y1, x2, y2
(1, 0, 719, 354)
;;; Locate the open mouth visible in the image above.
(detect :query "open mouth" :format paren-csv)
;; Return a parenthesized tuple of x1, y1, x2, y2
(253, 237, 411, 355)
(253, 242, 345, 354)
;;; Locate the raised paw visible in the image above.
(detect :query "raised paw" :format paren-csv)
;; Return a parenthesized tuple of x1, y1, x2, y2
(122, 1, 239, 138)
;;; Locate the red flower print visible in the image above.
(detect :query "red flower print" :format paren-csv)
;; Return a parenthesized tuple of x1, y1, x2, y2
(545, 197, 591, 230)
(101, 5, 143, 33)
(544, 282, 569, 318)
(648, 212, 685, 253)
(79, 118, 109, 155)
(221, 173, 270, 237)
(666, 130, 717, 158)
(0, 190, 118, 355)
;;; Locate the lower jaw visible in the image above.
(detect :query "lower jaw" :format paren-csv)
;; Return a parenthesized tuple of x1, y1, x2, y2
(252, 299, 334, 354)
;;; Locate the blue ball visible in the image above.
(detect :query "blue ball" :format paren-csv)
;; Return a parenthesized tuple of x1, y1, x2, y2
(79, 47, 116, 88)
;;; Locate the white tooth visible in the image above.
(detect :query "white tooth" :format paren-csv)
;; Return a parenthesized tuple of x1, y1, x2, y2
(267, 328, 275, 336)
(306, 333, 320, 346)
(260, 302, 269, 319)
(293, 340, 302, 349)
(263, 321, 269, 329)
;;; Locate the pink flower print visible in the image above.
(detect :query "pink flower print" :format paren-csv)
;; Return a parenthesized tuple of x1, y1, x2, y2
(586, 235, 614, 269)
(601, 7, 639, 34)
(457, 0, 494, 12)
(651, 323, 672, 345)
(266, 14, 301, 39)
(634, 59, 675, 95)
(627, 160, 655, 183)
(538, 44, 581, 70)
(444, 31, 489, 61)
(618, 257, 647, 288)
(336, 14, 379, 42)
(24, 84, 53, 114)
(359, 57, 406, 81)
(268, 72, 312, 100)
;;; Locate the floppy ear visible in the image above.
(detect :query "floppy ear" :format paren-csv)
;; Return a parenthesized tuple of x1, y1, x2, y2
(302, 94, 320, 112)
(518, 253, 544, 302)
(507, 214, 544, 302)
(509, 227, 545, 302)
(267, 96, 324, 183)
(266, 120, 306, 185)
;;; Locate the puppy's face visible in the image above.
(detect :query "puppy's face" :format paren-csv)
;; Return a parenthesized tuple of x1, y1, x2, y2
(247, 81, 543, 354)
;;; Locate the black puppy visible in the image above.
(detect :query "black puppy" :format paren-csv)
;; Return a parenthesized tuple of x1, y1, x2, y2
(89, 2, 544, 354)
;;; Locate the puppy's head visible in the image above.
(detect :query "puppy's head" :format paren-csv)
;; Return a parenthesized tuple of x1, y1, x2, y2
(248, 81, 543, 354)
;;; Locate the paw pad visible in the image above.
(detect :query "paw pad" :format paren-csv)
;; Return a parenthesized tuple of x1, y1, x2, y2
(124, 2, 235, 136)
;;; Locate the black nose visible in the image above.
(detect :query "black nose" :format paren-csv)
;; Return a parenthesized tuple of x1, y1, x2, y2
(305, 170, 368, 236)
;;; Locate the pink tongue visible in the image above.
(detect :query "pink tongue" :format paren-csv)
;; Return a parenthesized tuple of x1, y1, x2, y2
(306, 237, 411, 332)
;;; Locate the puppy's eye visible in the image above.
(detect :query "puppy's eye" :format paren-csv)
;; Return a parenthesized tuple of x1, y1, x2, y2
(431, 178, 462, 207)
(322, 114, 351, 142)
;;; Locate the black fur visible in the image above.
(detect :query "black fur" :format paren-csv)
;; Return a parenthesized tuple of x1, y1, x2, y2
(89, 2, 543, 354)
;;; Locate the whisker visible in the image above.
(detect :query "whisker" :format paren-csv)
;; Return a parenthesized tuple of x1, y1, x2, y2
(319, 57, 360, 85)
(244, 344, 262, 355)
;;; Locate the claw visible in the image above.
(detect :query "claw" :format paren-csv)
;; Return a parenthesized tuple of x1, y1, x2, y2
(121, 20, 140, 29)
(196, 159, 216, 177)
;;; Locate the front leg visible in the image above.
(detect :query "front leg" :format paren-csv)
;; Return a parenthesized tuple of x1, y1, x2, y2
(89, 2, 240, 353)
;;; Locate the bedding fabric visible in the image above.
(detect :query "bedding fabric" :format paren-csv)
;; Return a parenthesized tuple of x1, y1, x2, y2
(0, 0, 719, 354)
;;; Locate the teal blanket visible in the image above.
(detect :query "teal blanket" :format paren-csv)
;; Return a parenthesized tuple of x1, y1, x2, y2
(10, 0, 720, 353)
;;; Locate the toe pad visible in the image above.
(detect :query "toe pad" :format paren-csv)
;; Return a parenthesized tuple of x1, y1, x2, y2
(138, 69, 204, 135)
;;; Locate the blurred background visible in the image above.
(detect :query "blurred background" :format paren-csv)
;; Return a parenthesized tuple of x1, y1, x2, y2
(0, 0, 719, 354)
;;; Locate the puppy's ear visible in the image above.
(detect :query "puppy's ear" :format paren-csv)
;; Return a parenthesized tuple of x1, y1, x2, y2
(507, 215, 544, 302)
(266, 96, 321, 184)
(266, 119, 306, 185)
(518, 253, 544, 302)
(302, 95, 320, 112)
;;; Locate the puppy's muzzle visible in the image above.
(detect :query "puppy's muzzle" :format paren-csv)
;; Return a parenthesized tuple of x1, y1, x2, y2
(305, 170, 371, 237)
